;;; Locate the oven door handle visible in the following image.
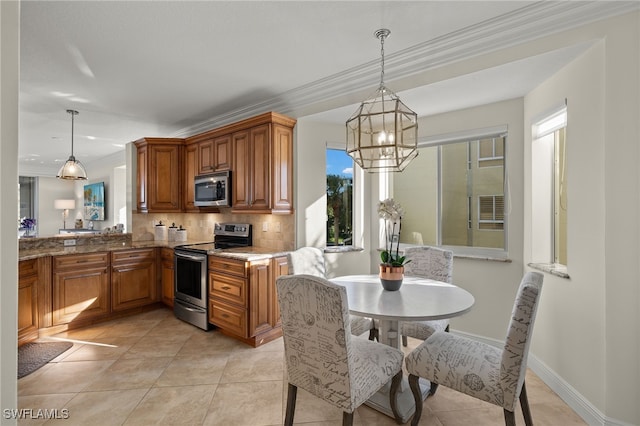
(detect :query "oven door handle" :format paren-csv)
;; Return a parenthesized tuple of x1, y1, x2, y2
(174, 299, 206, 313)
(175, 251, 206, 262)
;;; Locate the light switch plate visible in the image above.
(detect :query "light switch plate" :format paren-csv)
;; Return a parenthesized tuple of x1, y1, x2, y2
(63, 239, 76, 246)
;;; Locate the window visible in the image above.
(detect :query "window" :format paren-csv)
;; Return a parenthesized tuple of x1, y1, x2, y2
(393, 132, 506, 253)
(532, 107, 567, 266)
(326, 148, 354, 246)
(478, 195, 504, 230)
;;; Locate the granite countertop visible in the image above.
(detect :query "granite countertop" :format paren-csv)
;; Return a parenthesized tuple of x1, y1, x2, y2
(208, 246, 289, 261)
(19, 239, 288, 261)
(18, 239, 208, 261)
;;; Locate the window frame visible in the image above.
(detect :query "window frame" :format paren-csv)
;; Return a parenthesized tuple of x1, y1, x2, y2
(393, 125, 509, 258)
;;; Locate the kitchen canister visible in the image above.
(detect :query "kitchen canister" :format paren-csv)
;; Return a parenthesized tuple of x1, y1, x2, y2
(175, 225, 187, 242)
(168, 223, 178, 242)
(154, 221, 168, 241)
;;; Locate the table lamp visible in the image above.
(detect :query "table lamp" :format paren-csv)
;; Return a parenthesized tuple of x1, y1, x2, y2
(54, 199, 76, 229)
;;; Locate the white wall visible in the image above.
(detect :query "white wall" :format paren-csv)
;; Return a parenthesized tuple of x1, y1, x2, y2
(524, 12, 639, 424)
(73, 150, 127, 231)
(294, 119, 374, 278)
(1, 0, 20, 420)
(36, 177, 76, 235)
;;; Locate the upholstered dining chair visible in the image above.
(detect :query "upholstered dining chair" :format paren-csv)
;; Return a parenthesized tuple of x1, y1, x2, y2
(400, 246, 454, 347)
(287, 247, 376, 340)
(405, 271, 544, 426)
(276, 274, 404, 426)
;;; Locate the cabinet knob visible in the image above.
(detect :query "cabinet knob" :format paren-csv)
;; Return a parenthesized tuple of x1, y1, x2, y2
(221, 285, 231, 291)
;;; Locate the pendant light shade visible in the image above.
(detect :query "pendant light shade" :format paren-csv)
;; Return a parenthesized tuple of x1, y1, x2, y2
(346, 29, 418, 172)
(57, 109, 88, 180)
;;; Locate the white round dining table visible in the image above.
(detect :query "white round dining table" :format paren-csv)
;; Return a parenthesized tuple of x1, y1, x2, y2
(330, 274, 475, 423)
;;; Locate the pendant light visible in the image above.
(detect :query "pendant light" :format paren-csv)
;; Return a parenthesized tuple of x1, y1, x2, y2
(57, 109, 88, 180)
(346, 29, 418, 172)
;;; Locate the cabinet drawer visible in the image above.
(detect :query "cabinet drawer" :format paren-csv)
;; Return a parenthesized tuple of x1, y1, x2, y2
(112, 248, 156, 265)
(54, 252, 109, 269)
(209, 256, 246, 277)
(210, 272, 247, 307)
(209, 300, 247, 338)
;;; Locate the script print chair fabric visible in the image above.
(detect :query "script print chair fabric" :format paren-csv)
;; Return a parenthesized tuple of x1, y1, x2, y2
(400, 246, 454, 347)
(276, 274, 404, 426)
(405, 271, 544, 426)
(287, 247, 375, 339)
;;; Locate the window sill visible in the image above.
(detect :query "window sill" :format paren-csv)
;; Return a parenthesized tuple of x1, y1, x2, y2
(528, 262, 570, 279)
(454, 254, 512, 263)
(324, 246, 364, 254)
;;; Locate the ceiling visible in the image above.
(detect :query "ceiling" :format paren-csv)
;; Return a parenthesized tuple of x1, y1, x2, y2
(18, 1, 638, 176)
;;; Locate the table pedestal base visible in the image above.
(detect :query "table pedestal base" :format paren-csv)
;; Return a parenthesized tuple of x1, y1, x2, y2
(364, 377, 430, 424)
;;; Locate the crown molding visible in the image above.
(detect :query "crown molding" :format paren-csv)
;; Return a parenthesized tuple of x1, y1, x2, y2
(171, 1, 639, 138)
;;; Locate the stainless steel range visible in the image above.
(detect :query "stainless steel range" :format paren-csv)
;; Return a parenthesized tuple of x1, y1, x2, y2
(173, 223, 252, 330)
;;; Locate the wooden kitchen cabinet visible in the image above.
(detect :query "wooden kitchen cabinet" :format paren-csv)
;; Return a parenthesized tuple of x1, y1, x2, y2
(197, 134, 232, 175)
(160, 248, 175, 307)
(270, 255, 289, 328)
(112, 248, 158, 311)
(183, 142, 199, 212)
(231, 112, 295, 214)
(208, 254, 286, 347)
(18, 259, 39, 346)
(52, 252, 110, 326)
(135, 138, 184, 213)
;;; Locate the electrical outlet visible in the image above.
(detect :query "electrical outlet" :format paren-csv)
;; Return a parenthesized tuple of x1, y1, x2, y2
(64, 239, 76, 246)
(275, 222, 281, 233)
(262, 222, 269, 232)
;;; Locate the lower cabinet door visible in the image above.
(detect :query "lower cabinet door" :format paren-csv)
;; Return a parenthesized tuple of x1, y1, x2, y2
(112, 260, 156, 311)
(53, 266, 110, 325)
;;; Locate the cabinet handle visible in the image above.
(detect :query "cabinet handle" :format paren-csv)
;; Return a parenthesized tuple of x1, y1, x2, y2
(221, 285, 231, 290)
(222, 313, 229, 318)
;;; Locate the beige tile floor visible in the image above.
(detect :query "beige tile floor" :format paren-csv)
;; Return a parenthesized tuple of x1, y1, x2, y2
(18, 308, 586, 425)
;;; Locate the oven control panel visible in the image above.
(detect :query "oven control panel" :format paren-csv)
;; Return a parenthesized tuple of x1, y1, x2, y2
(214, 223, 251, 237)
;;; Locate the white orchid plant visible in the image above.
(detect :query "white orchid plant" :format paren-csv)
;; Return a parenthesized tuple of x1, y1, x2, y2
(377, 198, 411, 267)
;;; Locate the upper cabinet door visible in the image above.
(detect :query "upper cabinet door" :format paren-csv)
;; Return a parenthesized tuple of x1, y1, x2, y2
(213, 135, 232, 172)
(197, 139, 215, 175)
(135, 138, 184, 213)
(248, 124, 271, 211)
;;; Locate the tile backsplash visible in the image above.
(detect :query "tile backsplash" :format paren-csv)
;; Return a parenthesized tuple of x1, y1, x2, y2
(132, 212, 295, 252)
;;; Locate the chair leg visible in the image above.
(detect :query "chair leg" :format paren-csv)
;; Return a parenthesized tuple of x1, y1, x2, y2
(284, 383, 297, 426)
(402, 335, 408, 347)
(342, 411, 354, 426)
(428, 382, 440, 396)
(503, 409, 516, 426)
(520, 380, 533, 426)
(368, 327, 378, 341)
(389, 370, 403, 424)
(408, 374, 423, 426)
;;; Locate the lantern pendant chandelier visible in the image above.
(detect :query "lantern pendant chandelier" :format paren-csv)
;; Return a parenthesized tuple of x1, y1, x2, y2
(346, 29, 418, 172)
(56, 109, 88, 180)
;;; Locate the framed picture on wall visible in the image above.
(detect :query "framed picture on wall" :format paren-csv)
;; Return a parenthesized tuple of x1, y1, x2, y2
(84, 181, 105, 221)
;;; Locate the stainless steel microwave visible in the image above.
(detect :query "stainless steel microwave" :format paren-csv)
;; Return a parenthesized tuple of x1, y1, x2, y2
(194, 171, 231, 207)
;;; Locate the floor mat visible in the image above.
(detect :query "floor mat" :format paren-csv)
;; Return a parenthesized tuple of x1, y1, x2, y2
(18, 341, 73, 379)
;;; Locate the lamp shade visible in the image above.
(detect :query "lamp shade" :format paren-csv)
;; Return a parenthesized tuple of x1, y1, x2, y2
(54, 199, 76, 210)
(57, 157, 88, 180)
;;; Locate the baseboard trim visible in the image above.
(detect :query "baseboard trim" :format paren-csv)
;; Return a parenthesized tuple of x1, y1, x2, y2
(450, 330, 632, 426)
